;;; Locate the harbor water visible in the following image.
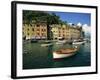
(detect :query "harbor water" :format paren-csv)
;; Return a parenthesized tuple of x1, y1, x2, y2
(23, 41, 91, 69)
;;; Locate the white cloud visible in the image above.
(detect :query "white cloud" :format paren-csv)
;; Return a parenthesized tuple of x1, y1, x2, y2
(82, 24, 91, 33)
(82, 24, 91, 38)
(77, 22, 82, 26)
(68, 23, 72, 26)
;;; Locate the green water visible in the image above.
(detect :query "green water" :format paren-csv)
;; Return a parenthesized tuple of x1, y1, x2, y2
(23, 41, 91, 69)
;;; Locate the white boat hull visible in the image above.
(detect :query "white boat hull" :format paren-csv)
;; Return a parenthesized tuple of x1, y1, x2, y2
(56, 40, 67, 44)
(41, 43, 52, 47)
(53, 52, 76, 59)
(56, 42, 63, 44)
(73, 41, 85, 44)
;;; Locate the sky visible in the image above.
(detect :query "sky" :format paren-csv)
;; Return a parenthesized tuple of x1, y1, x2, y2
(49, 11, 91, 26)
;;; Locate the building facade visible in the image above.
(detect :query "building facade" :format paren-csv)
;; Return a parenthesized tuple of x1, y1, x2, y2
(23, 23, 47, 40)
(23, 23, 83, 40)
(51, 24, 82, 40)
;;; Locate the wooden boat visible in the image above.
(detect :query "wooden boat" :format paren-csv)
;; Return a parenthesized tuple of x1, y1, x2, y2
(53, 46, 78, 59)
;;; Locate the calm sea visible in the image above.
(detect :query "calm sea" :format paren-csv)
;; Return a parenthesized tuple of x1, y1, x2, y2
(23, 41, 91, 69)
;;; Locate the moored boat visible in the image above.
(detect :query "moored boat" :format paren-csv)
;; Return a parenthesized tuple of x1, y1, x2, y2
(73, 41, 85, 44)
(53, 46, 78, 59)
(41, 43, 53, 47)
(30, 39, 38, 43)
(56, 40, 67, 44)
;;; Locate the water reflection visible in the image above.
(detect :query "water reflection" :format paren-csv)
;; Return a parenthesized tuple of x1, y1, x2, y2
(23, 41, 91, 69)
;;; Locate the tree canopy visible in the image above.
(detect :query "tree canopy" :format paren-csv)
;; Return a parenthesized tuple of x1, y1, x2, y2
(23, 10, 67, 25)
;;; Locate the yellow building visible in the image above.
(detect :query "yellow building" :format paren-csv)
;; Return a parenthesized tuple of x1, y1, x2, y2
(23, 23, 47, 40)
(51, 24, 59, 40)
(51, 24, 68, 40)
(69, 27, 81, 40)
(58, 25, 68, 39)
(51, 24, 82, 40)
(23, 23, 83, 40)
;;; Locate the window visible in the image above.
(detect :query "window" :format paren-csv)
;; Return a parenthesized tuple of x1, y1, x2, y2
(37, 29, 40, 31)
(32, 28, 34, 31)
(44, 29, 46, 31)
(37, 33, 40, 35)
(27, 33, 29, 35)
(42, 33, 44, 36)
(37, 24, 40, 27)
(30, 24, 32, 26)
(27, 28, 29, 31)
(63, 34, 65, 37)
(42, 29, 44, 31)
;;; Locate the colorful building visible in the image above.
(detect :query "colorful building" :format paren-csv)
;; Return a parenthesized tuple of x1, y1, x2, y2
(23, 22, 83, 40)
(23, 23, 47, 40)
(51, 24, 83, 40)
